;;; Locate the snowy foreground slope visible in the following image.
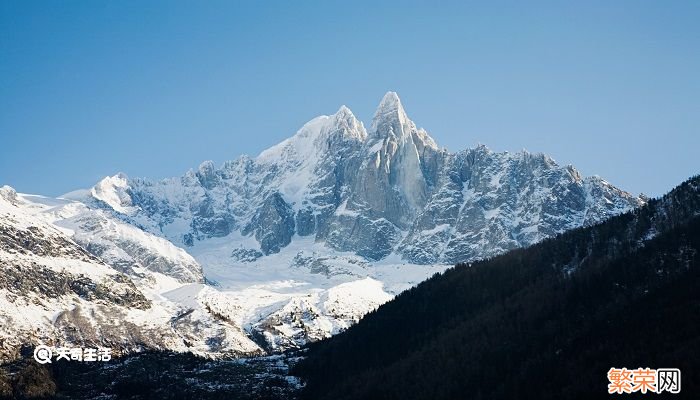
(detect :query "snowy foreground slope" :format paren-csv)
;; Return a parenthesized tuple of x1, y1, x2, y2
(0, 93, 645, 360)
(0, 186, 261, 362)
(0, 185, 426, 360)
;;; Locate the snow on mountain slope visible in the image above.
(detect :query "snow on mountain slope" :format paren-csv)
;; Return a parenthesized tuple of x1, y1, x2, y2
(19, 193, 204, 283)
(398, 147, 645, 263)
(252, 277, 393, 352)
(0, 186, 262, 362)
(1, 186, 410, 358)
(169, 231, 445, 351)
(1, 92, 647, 358)
(68, 92, 643, 265)
(256, 105, 367, 210)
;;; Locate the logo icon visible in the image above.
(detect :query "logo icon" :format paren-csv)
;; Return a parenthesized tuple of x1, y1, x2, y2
(33, 345, 53, 364)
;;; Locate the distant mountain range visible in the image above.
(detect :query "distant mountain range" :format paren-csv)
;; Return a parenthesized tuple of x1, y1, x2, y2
(64, 92, 644, 264)
(1, 92, 645, 361)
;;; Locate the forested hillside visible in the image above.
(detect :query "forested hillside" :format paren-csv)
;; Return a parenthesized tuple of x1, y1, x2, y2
(294, 176, 700, 399)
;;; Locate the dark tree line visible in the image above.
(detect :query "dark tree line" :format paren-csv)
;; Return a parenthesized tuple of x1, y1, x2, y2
(0, 350, 303, 399)
(293, 175, 700, 400)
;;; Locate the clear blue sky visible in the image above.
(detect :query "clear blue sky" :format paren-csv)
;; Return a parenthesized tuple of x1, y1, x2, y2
(1, 1, 698, 197)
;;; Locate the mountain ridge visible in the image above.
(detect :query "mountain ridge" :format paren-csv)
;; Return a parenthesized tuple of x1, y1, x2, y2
(63, 92, 644, 264)
(1, 92, 648, 359)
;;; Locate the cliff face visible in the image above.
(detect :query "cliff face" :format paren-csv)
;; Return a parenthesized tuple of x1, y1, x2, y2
(71, 92, 643, 264)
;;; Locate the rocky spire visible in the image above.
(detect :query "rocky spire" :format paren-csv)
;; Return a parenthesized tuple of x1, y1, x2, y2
(371, 91, 410, 138)
(331, 105, 367, 141)
(369, 91, 438, 151)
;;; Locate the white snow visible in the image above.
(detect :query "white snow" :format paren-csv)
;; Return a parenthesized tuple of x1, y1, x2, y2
(89, 173, 134, 214)
(2, 190, 448, 356)
(0, 92, 645, 360)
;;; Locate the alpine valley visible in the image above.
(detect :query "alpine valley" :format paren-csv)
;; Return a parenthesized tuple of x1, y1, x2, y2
(0, 92, 645, 363)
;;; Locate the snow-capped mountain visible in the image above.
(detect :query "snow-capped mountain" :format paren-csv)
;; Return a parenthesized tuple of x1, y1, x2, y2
(71, 92, 643, 264)
(0, 92, 645, 360)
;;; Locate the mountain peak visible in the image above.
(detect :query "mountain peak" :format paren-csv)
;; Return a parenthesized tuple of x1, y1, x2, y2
(331, 105, 367, 141)
(335, 104, 353, 117)
(90, 173, 133, 213)
(370, 92, 438, 150)
(374, 91, 405, 118)
(378, 91, 402, 110)
(371, 91, 410, 136)
(332, 104, 358, 127)
(0, 185, 18, 205)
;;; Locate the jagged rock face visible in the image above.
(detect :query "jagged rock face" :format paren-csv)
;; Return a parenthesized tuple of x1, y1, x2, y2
(196, 160, 221, 190)
(243, 192, 295, 255)
(0, 216, 147, 308)
(356, 91, 441, 228)
(399, 148, 644, 263)
(68, 92, 645, 264)
(0, 262, 150, 309)
(321, 93, 444, 259)
(325, 211, 402, 260)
